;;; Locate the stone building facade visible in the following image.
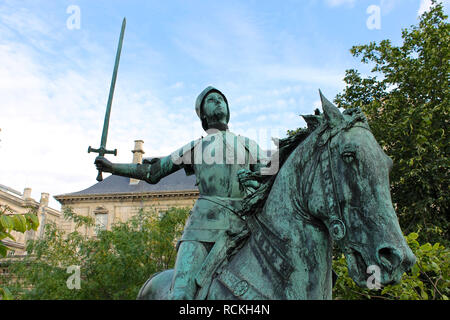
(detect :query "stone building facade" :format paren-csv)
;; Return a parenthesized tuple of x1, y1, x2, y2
(0, 184, 61, 256)
(54, 140, 199, 236)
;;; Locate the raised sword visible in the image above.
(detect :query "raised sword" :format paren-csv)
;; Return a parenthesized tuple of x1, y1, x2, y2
(88, 17, 126, 181)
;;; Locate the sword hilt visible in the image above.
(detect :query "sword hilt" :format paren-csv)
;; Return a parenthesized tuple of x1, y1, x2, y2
(88, 146, 117, 181)
(88, 146, 118, 156)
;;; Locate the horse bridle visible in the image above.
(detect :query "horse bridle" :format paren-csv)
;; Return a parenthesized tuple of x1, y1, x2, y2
(323, 137, 346, 241)
(301, 123, 371, 242)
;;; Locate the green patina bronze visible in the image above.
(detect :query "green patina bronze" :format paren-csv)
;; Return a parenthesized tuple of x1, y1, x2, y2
(95, 87, 416, 300)
(88, 18, 125, 181)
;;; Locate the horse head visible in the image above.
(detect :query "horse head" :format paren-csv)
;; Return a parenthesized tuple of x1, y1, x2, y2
(304, 91, 416, 288)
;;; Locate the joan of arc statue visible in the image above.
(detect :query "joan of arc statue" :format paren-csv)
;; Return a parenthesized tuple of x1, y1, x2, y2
(95, 86, 269, 299)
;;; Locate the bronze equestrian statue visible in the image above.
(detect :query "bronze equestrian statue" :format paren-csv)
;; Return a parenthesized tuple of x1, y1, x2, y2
(95, 87, 416, 300)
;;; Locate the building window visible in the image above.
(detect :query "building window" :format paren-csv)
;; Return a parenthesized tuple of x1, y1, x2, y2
(94, 207, 108, 234)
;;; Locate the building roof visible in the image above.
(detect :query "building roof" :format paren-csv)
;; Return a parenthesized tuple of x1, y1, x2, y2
(57, 168, 197, 198)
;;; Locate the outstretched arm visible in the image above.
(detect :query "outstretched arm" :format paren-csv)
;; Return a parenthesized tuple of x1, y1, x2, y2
(94, 155, 181, 184)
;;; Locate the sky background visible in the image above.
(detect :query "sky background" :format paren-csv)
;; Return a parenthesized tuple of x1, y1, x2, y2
(0, 0, 448, 210)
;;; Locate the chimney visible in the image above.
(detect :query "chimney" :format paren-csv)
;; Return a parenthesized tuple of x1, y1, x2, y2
(23, 187, 33, 205)
(130, 140, 145, 185)
(132, 140, 145, 164)
(40, 192, 49, 207)
(23, 187, 32, 200)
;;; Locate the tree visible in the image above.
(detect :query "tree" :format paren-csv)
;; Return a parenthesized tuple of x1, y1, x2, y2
(7, 206, 189, 300)
(0, 205, 39, 300)
(333, 1, 449, 243)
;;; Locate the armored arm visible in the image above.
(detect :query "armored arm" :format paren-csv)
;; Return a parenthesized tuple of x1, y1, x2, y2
(94, 138, 200, 184)
(95, 155, 182, 184)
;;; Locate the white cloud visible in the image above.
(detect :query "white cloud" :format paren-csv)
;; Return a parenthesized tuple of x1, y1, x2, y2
(258, 64, 344, 88)
(380, 0, 397, 15)
(0, 40, 108, 209)
(172, 6, 346, 96)
(0, 5, 201, 210)
(170, 81, 184, 89)
(418, 0, 433, 15)
(418, 0, 450, 15)
(325, 0, 356, 7)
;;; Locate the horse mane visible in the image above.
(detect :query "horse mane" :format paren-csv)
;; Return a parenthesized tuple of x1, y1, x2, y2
(238, 107, 368, 218)
(238, 109, 323, 217)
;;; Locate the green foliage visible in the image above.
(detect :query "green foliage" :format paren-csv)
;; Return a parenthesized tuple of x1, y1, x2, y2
(6, 206, 189, 300)
(0, 205, 39, 300)
(333, 1, 449, 243)
(0, 205, 39, 257)
(333, 231, 449, 300)
(0, 286, 13, 300)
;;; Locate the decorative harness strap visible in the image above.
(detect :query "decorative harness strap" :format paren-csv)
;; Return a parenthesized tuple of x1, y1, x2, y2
(320, 139, 346, 241)
(217, 267, 270, 300)
(314, 123, 372, 241)
(247, 214, 294, 282)
(215, 214, 293, 300)
(295, 126, 346, 239)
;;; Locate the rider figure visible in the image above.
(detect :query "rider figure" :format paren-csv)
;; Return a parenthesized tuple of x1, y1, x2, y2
(95, 86, 268, 299)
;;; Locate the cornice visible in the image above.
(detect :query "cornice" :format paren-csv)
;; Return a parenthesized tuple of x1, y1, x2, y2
(0, 191, 39, 208)
(0, 240, 25, 250)
(54, 190, 199, 204)
(1, 190, 61, 216)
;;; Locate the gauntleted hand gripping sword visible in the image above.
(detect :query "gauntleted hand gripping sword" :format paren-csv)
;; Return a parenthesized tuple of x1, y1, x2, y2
(88, 18, 126, 181)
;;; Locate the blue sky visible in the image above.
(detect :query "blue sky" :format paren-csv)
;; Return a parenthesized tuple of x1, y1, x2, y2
(0, 0, 448, 209)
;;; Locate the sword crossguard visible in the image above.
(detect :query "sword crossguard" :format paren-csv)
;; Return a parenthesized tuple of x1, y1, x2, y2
(88, 146, 117, 182)
(88, 146, 117, 156)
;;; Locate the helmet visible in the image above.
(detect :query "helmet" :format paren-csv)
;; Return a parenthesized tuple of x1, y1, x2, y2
(195, 86, 230, 131)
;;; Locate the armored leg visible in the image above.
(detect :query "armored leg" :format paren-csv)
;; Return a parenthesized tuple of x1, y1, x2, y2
(168, 240, 209, 300)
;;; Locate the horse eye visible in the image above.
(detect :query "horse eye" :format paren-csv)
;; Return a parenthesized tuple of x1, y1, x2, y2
(342, 152, 355, 164)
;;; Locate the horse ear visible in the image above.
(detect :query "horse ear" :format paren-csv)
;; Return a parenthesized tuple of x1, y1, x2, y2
(301, 114, 321, 130)
(319, 89, 344, 127)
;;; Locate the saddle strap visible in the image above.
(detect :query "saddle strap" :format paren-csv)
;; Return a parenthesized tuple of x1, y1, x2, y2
(247, 215, 294, 282)
(198, 195, 242, 216)
(217, 268, 270, 300)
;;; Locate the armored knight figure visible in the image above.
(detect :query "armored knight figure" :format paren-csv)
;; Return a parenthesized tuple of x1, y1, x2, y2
(95, 86, 269, 299)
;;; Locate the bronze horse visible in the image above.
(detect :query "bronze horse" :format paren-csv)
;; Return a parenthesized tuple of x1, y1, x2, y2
(138, 92, 416, 300)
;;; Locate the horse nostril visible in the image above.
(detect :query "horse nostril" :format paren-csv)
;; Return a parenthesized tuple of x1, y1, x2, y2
(377, 247, 402, 271)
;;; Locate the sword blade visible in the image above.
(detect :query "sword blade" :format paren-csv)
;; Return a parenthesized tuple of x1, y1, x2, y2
(99, 17, 126, 151)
